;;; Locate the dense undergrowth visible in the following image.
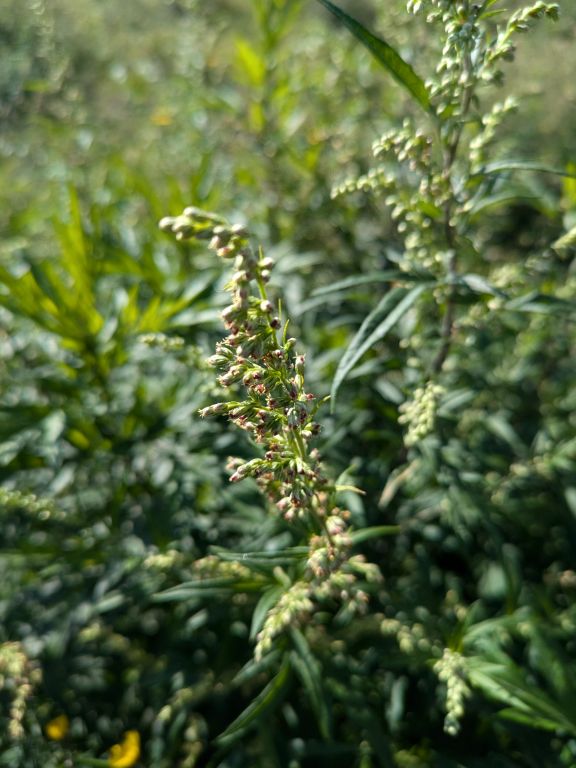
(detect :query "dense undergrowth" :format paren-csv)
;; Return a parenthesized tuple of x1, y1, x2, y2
(1, 1, 576, 766)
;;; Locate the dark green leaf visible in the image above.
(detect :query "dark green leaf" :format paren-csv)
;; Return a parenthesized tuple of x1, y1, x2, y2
(290, 628, 333, 739)
(215, 656, 292, 746)
(331, 285, 427, 408)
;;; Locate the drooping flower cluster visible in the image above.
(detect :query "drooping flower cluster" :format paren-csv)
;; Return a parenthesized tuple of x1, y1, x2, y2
(434, 648, 471, 736)
(398, 381, 445, 447)
(0, 641, 41, 740)
(159, 207, 382, 654)
(160, 207, 338, 535)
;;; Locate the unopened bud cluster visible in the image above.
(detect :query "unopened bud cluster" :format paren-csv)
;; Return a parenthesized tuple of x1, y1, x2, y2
(0, 487, 56, 520)
(139, 332, 185, 351)
(0, 642, 41, 740)
(380, 618, 434, 655)
(161, 206, 338, 530)
(333, 1, 558, 277)
(333, 118, 449, 273)
(399, 381, 445, 447)
(256, 553, 381, 660)
(434, 648, 471, 736)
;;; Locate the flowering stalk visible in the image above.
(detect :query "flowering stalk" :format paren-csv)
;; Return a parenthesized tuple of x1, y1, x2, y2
(161, 207, 340, 535)
(159, 207, 381, 657)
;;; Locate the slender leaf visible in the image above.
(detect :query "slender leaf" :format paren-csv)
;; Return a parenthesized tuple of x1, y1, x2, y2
(311, 271, 408, 297)
(314, 0, 431, 112)
(215, 656, 292, 746)
(466, 659, 576, 735)
(250, 586, 285, 641)
(552, 224, 576, 254)
(290, 628, 333, 739)
(505, 292, 576, 315)
(349, 526, 401, 545)
(331, 285, 427, 408)
(480, 160, 576, 179)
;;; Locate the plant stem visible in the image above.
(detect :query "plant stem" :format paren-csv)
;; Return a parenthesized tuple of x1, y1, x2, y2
(432, 26, 476, 375)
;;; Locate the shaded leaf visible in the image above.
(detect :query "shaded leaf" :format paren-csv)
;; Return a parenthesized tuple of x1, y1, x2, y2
(331, 285, 427, 408)
(215, 656, 292, 746)
(290, 628, 333, 739)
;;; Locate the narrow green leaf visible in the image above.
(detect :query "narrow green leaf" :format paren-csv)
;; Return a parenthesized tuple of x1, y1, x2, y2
(215, 656, 291, 746)
(349, 526, 401, 545)
(480, 160, 576, 179)
(467, 192, 541, 216)
(505, 292, 576, 315)
(552, 224, 576, 254)
(460, 273, 507, 298)
(314, 0, 431, 112)
(153, 577, 265, 602)
(250, 586, 285, 640)
(564, 487, 576, 519)
(290, 628, 332, 739)
(232, 650, 282, 687)
(212, 546, 308, 565)
(485, 414, 527, 456)
(310, 271, 407, 297)
(466, 659, 576, 735)
(235, 38, 266, 87)
(330, 285, 426, 408)
(497, 707, 563, 732)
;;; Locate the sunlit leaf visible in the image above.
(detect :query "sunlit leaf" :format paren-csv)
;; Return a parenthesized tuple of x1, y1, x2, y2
(314, 0, 431, 112)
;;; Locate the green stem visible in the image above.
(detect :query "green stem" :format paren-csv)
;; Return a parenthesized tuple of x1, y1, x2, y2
(432, 22, 476, 375)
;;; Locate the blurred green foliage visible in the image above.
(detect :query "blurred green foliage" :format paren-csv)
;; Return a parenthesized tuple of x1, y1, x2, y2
(1, 0, 576, 766)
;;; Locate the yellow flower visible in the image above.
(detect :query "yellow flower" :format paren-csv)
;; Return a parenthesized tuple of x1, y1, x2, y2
(45, 714, 70, 741)
(108, 730, 141, 768)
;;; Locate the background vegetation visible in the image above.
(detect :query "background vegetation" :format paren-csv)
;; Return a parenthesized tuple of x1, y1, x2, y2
(1, 0, 575, 766)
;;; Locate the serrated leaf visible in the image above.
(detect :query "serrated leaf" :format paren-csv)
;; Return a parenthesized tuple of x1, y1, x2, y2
(331, 285, 426, 408)
(315, 0, 431, 112)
